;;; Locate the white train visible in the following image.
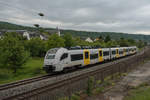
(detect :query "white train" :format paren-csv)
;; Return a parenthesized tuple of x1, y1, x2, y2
(43, 46, 137, 73)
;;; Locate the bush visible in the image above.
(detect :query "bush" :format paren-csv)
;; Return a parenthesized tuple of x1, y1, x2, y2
(24, 38, 46, 57)
(86, 76, 94, 96)
(71, 94, 80, 100)
(46, 34, 65, 49)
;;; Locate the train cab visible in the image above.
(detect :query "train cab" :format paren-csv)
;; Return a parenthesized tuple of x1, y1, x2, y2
(43, 48, 69, 73)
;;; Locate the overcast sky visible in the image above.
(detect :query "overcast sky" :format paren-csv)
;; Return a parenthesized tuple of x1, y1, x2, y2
(0, 0, 150, 34)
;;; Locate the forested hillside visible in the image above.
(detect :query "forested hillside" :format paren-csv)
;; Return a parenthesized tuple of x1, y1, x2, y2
(0, 21, 150, 42)
(0, 21, 36, 30)
(61, 30, 150, 42)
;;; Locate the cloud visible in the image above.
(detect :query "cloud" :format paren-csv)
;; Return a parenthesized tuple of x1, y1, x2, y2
(0, 0, 150, 34)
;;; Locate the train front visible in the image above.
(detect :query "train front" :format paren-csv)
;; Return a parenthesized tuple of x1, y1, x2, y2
(43, 48, 60, 73)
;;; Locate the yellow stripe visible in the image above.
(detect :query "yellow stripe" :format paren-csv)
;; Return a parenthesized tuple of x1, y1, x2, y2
(116, 49, 120, 58)
(83, 50, 90, 65)
(99, 49, 103, 62)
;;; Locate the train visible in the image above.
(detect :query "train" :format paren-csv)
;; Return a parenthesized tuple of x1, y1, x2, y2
(43, 46, 137, 73)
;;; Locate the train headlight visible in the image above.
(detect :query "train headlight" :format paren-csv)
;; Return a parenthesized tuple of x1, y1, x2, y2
(44, 61, 49, 65)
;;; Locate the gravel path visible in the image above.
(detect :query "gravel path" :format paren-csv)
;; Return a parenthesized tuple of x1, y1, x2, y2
(103, 60, 150, 100)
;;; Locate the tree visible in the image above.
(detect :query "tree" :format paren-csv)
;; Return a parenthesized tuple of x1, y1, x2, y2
(144, 41, 147, 46)
(63, 33, 76, 47)
(24, 38, 46, 57)
(104, 35, 111, 43)
(98, 35, 103, 42)
(106, 40, 117, 47)
(0, 33, 29, 73)
(119, 37, 129, 47)
(46, 34, 65, 49)
(137, 40, 144, 48)
(127, 38, 136, 46)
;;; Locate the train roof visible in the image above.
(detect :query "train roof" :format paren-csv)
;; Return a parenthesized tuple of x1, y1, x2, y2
(47, 46, 137, 53)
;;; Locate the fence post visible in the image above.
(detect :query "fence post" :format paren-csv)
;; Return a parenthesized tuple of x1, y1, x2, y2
(101, 71, 104, 82)
(67, 76, 72, 100)
(111, 66, 114, 80)
(119, 64, 121, 77)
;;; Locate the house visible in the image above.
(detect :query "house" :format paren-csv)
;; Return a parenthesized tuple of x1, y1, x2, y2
(6, 30, 32, 40)
(85, 37, 93, 43)
(94, 38, 99, 41)
(23, 31, 30, 40)
(23, 32, 49, 40)
(0, 30, 48, 40)
(40, 34, 46, 40)
(0, 29, 60, 40)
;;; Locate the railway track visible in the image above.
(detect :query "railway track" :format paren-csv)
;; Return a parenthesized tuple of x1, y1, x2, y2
(0, 59, 120, 100)
(5, 62, 114, 100)
(0, 74, 51, 91)
(0, 67, 81, 92)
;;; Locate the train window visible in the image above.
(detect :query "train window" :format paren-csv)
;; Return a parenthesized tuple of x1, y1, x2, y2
(99, 51, 102, 57)
(119, 50, 123, 54)
(46, 54, 55, 59)
(47, 48, 59, 54)
(112, 51, 116, 54)
(71, 54, 83, 61)
(90, 54, 98, 59)
(103, 51, 109, 56)
(134, 48, 136, 51)
(60, 53, 68, 61)
(85, 52, 89, 59)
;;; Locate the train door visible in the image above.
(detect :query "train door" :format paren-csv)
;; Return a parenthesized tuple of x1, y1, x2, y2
(99, 49, 103, 62)
(60, 53, 69, 69)
(83, 50, 90, 65)
(116, 49, 119, 58)
(123, 49, 126, 56)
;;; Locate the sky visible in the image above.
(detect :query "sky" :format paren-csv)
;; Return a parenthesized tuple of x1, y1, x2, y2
(0, 0, 150, 35)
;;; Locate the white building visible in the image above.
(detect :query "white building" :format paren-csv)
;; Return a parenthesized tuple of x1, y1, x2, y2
(85, 37, 93, 43)
(23, 31, 30, 40)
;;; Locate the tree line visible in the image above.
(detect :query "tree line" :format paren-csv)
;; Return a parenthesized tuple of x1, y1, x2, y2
(0, 32, 146, 73)
(1, 21, 150, 42)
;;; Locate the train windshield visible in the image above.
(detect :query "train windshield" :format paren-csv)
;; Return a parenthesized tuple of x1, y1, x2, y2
(47, 48, 59, 54)
(46, 54, 55, 59)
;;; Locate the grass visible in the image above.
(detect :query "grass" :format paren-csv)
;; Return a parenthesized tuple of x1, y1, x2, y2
(124, 85, 150, 100)
(0, 57, 46, 84)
